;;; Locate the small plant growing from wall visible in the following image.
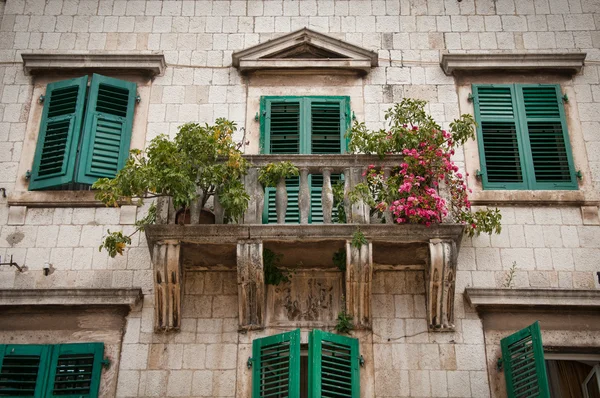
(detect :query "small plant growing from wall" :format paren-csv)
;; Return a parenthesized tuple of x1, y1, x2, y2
(351, 227, 368, 249)
(94, 119, 250, 257)
(332, 248, 346, 271)
(263, 248, 291, 286)
(335, 296, 354, 334)
(503, 261, 518, 288)
(346, 98, 502, 237)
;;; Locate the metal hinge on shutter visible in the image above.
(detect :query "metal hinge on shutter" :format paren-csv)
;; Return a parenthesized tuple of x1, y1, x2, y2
(247, 357, 253, 369)
(101, 357, 111, 369)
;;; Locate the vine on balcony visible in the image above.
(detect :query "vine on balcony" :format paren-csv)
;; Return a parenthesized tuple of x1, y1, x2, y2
(94, 119, 250, 257)
(257, 161, 299, 187)
(346, 99, 501, 237)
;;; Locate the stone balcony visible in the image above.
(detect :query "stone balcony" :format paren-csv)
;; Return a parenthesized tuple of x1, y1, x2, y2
(145, 154, 465, 334)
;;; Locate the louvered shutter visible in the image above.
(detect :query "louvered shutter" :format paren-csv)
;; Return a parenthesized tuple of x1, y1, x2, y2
(264, 100, 302, 154)
(500, 322, 549, 398)
(472, 85, 527, 190)
(517, 85, 577, 189)
(45, 343, 104, 398)
(0, 344, 51, 397)
(76, 74, 136, 185)
(308, 329, 359, 398)
(252, 329, 300, 398)
(310, 100, 345, 154)
(28, 77, 88, 190)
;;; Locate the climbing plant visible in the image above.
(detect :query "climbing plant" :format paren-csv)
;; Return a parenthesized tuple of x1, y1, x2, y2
(347, 99, 501, 237)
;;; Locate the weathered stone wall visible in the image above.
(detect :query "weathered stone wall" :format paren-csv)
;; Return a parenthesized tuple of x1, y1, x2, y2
(0, 0, 599, 397)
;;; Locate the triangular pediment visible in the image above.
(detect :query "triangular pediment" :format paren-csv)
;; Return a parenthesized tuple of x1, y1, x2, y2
(232, 28, 378, 74)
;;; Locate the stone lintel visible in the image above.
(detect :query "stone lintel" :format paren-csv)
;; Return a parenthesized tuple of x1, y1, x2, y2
(441, 52, 586, 76)
(22, 53, 167, 77)
(0, 288, 142, 308)
(465, 288, 600, 311)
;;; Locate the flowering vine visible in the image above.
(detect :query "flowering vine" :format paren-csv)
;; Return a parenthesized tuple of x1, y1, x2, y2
(347, 99, 501, 236)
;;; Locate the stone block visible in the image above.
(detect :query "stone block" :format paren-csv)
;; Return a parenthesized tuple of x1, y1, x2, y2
(206, 344, 237, 369)
(120, 344, 149, 370)
(7, 206, 26, 225)
(447, 370, 471, 397)
(394, 294, 414, 318)
(410, 370, 431, 396)
(192, 370, 213, 396)
(116, 370, 140, 397)
(183, 344, 206, 369)
(582, 206, 600, 225)
(166, 370, 193, 397)
(375, 368, 410, 396)
(430, 370, 449, 397)
(372, 294, 395, 318)
(148, 343, 183, 370)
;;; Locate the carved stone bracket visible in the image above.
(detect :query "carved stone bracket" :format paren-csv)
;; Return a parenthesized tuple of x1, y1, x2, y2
(237, 240, 265, 330)
(153, 241, 182, 331)
(426, 239, 457, 331)
(345, 240, 373, 329)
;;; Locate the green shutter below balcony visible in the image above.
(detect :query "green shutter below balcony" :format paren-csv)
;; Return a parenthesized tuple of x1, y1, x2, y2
(309, 329, 360, 398)
(310, 101, 343, 154)
(519, 85, 577, 189)
(252, 329, 300, 398)
(76, 74, 136, 185)
(501, 322, 549, 398)
(28, 77, 88, 190)
(46, 343, 104, 398)
(263, 177, 300, 224)
(0, 344, 51, 397)
(473, 85, 526, 189)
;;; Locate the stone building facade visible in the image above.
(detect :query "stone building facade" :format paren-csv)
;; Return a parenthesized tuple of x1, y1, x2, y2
(0, 0, 599, 397)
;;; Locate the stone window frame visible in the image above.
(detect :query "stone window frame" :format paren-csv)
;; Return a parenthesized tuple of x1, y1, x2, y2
(9, 53, 165, 208)
(457, 73, 598, 208)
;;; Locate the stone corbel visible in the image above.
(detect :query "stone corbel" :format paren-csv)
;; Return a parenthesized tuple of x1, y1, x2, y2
(152, 241, 182, 331)
(426, 239, 457, 331)
(237, 240, 265, 330)
(345, 240, 373, 329)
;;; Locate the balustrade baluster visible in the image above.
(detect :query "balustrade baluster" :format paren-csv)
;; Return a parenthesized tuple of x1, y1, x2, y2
(322, 168, 334, 224)
(298, 167, 310, 224)
(275, 178, 288, 224)
(213, 192, 225, 224)
(383, 167, 393, 224)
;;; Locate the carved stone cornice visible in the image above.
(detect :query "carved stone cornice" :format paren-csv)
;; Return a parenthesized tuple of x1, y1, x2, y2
(0, 288, 142, 308)
(440, 52, 586, 76)
(22, 53, 167, 77)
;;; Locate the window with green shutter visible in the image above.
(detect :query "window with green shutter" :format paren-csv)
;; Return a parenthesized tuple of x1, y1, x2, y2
(251, 329, 360, 398)
(0, 343, 105, 398)
(252, 329, 301, 398)
(308, 329, 360, 398)
(500, 321, 550, 398)
(29, 74, 136, 191)
(472, 84, 577, 190)
(260, 96, 350, 224)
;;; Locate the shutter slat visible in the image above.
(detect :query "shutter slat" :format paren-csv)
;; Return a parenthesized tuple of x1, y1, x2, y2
(311, 101, 342, 154)
(76, 74, 135, 185)
(268, 102, 300, 154)
(252, 330, 300, 398)
(0, 345, 50, 398)
(46, 343, 104, 398)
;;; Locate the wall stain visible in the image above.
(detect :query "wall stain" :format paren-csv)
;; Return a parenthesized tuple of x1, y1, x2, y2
(6, 231, 24, 246)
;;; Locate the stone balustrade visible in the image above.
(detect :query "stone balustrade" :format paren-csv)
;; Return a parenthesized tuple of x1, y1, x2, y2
(155, 154, 407, 226)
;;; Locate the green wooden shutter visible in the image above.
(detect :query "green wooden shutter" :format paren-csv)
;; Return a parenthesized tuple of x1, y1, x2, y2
(76, 74, 136, 185)
(500, 322, 549, 398)
(0, 344, 51, 397)
(308, 329, 359, 398)
(473, 84, 527, 190)
(309, 100, 345, 154)
(517, 85, 577, 190)
(28, 77, 88, 190)
(45, 343, 104, 398)
(263, 99, 302, 154)
(252, 329, 300, 398)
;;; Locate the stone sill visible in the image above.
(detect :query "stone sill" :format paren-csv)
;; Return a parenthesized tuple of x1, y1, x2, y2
(464, 288, 600, 311)
(146, 223, 465, 245)
(8, 191, 109, 207)
(469, 190, 600, 206)
(22, 53, 166, 77)
(0, 288, 143, 308)
(441, 52, 586, 76)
